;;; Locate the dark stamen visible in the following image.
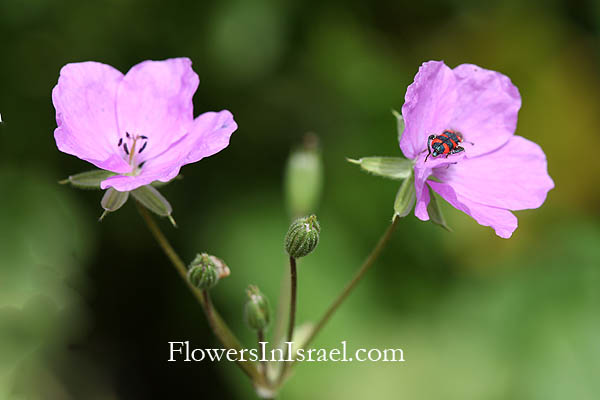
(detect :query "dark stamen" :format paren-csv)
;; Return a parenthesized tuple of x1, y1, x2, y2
(138, 141, 148, 154)
(140, 135, 148, 140)
(138, 161, 146, 168)
(126, 132, 131, 138)
(117, 138, 123, 147)
(123, 143, 129, 155)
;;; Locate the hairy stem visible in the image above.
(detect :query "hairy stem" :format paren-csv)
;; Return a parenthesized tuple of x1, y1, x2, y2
(303, 217, 399, 348)
(137, 203, 265, 385)
(276, 217, 399, 384)
(278, 257, 297, 383)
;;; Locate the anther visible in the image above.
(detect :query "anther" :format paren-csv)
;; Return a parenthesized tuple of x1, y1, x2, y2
(138, 141, 148, 154)
(138, 161, 146, 168)
(123, 143, 129, 155)
(117, 138, 123, 147)
(126, 132, 131, 138)
(140, 135, 148, 140)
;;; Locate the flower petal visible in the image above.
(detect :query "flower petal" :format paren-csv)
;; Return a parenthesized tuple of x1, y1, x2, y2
(413, 149, 466, 220)
(400, 61, 457, 159)
(184, 110, 238, 163)
(428, 181, 518, 238)
(52, 62, 131, 173)
(100, 110, 237, 192)
(447, 64, 521, 157)
(433, 136, 554, 210)
(116, 58, 199, 159)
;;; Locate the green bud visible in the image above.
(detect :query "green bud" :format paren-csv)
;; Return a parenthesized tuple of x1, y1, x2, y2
(187, 253, 229, 290)
(284, 134, 323, 218)
(244, 285, 270, 331)
(285, 215, 320, 259)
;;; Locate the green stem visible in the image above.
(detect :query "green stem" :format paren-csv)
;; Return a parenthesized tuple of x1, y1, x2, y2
(278, 256, 297, 383)
(300, 217, 399, 355)
(257, 330, 269, 384)
(137, 204, 265, 385)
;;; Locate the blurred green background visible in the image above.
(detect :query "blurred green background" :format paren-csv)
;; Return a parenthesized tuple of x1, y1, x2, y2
(1, 0, 599, 398)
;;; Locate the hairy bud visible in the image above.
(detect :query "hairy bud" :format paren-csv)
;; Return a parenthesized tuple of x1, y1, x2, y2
(244, 285, 271, 331)
(284, 214, 320, 259)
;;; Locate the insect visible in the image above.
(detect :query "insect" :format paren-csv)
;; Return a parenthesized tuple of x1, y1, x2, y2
(424, 129, 472, 162)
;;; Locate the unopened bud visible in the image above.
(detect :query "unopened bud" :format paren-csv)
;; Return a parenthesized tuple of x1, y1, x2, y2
(244, 285, 270, 331)
(284, 214, 320, 259)
(284, 134, 323, 217)
(187, 253, 230, 290)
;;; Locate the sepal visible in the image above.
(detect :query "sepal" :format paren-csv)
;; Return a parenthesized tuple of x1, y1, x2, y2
(348, 157, 412, 180)
(426, 185, 452, 231)
(59, 170, 115, 190)
(131, 185, 176, 226)
(99, 188, 129, 221)
(393, 174, 415, 218)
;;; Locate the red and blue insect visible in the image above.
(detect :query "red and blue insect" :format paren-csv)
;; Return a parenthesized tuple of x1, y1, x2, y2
(424, 129, 473, 162)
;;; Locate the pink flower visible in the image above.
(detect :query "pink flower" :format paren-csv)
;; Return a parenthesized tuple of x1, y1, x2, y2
(53, 58, 237, 192)
(400, 61, 553, 238)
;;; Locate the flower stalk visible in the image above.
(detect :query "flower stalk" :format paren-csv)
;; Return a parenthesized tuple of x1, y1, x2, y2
(301, 217, 399, 350)
(136, 203, 266, 386)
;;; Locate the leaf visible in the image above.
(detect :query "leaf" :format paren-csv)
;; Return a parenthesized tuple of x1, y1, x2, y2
(427, 185, 452, 232)
(347, 157, 412, 180)
(131, 185, 176, 226)
(393, 174, 415, 218)
(59, 170, 115, 189)
(391, 109, 405, 141)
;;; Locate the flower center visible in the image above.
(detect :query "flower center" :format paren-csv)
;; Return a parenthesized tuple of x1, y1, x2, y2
(117, 132, 148, 174)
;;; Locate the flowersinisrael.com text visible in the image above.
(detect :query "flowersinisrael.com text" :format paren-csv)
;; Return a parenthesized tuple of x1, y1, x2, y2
(168, 341, 405, 363)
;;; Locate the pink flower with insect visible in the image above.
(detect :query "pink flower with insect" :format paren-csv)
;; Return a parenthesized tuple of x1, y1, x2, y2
(400, 61, 553, 238)
(53, 57, 237, 192)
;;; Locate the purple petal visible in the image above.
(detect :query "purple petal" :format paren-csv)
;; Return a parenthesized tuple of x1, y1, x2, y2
(447, 64, 521, 158)
(52, 62, 131, 173)
(414, 181, 430, 221)
(100, 171, 177, 192)
(184, 110, 238, 163)
(433, 136, 554, 210)
(116, 58, 199, 160)
(428, 181, 518, 238)
(413, 149, 466, 220)
(100, 110, 237, 192)
(400, 61, 457, 159)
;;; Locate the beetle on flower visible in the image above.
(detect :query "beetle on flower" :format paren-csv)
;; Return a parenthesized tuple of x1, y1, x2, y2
(53, 57, 237, 222)
(350, 60, 553, 238)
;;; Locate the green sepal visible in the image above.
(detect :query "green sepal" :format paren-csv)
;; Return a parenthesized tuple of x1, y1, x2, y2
(131, 185, 176, 226)
(348, 157, 412, 180)
(427, 186, 452, 232)
(393, 173, 415, 218)
(391, 109, 405, 141)
(99, 188, 129, 221)
(59, 170, 115, 190)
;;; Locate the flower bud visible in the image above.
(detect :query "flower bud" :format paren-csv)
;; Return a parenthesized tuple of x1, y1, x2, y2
(244, 285, 270, 331)
(187, 253, 229, 290)
(284, 133, 323, 218)
(284, 214, 320, 259)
